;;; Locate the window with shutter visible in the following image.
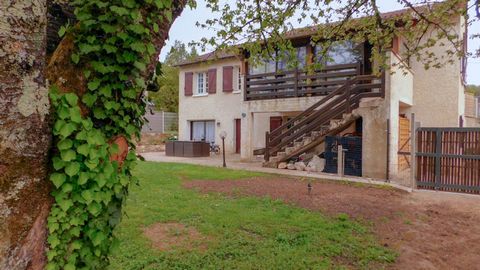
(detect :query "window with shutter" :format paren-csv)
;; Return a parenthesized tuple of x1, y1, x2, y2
(184, 72, 193, 96)
(223, 66, 233, 92)
(208, 68, 217, 94)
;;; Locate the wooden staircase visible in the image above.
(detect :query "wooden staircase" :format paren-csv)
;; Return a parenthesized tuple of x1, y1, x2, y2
(254, 73, 385, 167)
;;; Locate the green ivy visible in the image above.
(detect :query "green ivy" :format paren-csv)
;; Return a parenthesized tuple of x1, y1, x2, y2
(47, 0, 173, 269)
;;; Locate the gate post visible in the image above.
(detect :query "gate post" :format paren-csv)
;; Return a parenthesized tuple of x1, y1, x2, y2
(434, 129, 442, 190)
(410, 113, 418, 189)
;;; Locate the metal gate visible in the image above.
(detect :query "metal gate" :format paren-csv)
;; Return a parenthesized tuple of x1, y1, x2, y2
(416, 127, 480, 194)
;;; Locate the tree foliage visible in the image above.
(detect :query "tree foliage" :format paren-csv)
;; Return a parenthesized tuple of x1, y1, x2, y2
(148, 41, 197, 112)
(195, 0, 477, 72)
(466, 84, 480, 94)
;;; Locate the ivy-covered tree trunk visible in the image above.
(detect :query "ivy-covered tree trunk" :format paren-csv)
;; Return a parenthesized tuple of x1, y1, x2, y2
(2, 0, 188, 269)
(0, 1, 51, 269)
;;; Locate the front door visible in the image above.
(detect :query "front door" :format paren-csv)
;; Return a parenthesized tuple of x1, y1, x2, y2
(235, 119, 241, 153)
(270, 116, 283, 132)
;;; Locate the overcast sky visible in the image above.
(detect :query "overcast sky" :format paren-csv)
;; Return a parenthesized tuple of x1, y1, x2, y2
(161, 0, 480, 85)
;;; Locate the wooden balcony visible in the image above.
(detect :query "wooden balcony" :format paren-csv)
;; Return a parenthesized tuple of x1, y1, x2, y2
(244, 62, 365, 101)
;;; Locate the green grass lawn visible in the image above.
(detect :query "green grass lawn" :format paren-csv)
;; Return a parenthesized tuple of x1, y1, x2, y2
(108, 162, 395, 269)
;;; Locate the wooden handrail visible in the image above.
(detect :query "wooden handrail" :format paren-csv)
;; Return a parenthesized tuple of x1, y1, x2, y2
(264, 72, 384, 161)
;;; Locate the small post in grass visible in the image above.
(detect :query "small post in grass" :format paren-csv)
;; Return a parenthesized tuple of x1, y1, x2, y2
(220, 131, 227, 167)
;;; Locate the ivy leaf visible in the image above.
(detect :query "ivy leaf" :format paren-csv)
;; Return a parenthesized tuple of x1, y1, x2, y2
(77, 143, 90, 156)
(153, 23, 159, 33)
(52, 156, 65, 170)
(62, 183, 73, 193)
(85, 159, 98, 170)
(130, 42, 146, 53)
(92, 231, 106, 246)
(78, 172, 89, 185)
(146, 43, 155, 56)
(133, 61, 146, 71)
(64, 264, 75, 270)
(87, 202, 102, 216)
(69, 107, 83, 123)
(58, 199, 73, 212)
(88, 79, 101, 90)
(101, 24, 117, 34)
(57, 139, 73, 150)
(83, 69, 91, 79)
(57, 106, 70, 120)
(59, 122, 77, 138)
(121, 0, 136, 8)
(50, 173, 66, 188)
(81, 190, 94, 203)
(58, 26, 67, 37)
(64, 93, 78, 106)
(48, 234, 60, 249)
(71, 240, 83, 250)
(65, 162, 81, 177)
(110, 6, 129, 16)
(61, 149, 77, 162)
(71, 53, 80, 64)
(127, 24, 146, 35)
(82, 93, 97, 107)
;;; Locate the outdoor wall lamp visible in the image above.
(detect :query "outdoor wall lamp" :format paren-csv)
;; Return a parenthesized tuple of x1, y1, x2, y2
(219, 131, 227, 167)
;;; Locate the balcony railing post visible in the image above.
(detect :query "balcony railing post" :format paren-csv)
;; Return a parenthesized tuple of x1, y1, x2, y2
(244, 73, 248, 101)
(294, 68, 299, 97)
(265, 132, 270, 162)
(381, 70, 386, 98)
(345, 80, 351, 113)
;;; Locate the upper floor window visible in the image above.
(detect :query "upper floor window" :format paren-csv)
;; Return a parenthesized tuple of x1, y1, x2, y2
(315, 41, 362, 66)
(250, 46, 307, 75)
(196, 72, 208, 95)
(233, 66, 242, 92)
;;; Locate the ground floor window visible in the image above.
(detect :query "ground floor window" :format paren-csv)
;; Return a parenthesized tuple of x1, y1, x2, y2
(190, 120, 215, 143)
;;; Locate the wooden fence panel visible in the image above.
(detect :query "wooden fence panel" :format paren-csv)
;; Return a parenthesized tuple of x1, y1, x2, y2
(416, 128, 480, 194)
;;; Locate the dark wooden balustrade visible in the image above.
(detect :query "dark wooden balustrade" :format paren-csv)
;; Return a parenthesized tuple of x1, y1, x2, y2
(261, 72, 385, 162)
(244, 62, 362, 101)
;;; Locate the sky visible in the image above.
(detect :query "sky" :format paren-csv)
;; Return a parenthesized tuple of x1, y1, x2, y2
(160, 0, 480, 85)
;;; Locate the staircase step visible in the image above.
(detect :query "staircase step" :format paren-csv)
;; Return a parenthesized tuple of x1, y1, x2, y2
(303, 137, 313, 145)
(277, 151, 286, 158)
(294, 141, 304, 148)
(285, 147, 295, 154)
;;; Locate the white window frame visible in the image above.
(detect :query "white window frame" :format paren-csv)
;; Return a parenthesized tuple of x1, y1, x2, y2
(233, 66, 242, 93)
(195, 71, 208, 96)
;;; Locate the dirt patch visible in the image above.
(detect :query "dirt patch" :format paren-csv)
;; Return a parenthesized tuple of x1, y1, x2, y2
(143, 222, 208, 252)
(183, 177, 480, 270)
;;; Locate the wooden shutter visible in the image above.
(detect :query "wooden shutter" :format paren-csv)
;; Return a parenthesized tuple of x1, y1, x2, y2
(223, 66, 233, 92)
(184, 72, 193, 96)
(392, 36, 400, 54)
(208, 68, 216, 94)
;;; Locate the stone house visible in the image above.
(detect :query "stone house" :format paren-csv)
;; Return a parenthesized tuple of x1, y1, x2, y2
(176, 6, 469, 181)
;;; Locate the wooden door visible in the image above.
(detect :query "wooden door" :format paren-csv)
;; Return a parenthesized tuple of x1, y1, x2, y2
(235, 119, 241, 153)
(398, 116, 411, 171)
(270, 116, 283, 132)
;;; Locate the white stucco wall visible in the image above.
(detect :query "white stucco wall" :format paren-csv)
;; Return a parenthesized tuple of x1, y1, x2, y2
(178, 58, 244, 153)
(404, 17, 466, 127)
(386, 52, 414, 181)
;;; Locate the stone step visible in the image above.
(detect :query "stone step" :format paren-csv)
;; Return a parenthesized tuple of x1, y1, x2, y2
(294, 141, 304, 148)
(285, 146, 295, 154)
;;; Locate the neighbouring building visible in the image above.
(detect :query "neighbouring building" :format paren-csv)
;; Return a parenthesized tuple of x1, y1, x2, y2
(465, 92, 480, 127)
(176, 5, 468, 183)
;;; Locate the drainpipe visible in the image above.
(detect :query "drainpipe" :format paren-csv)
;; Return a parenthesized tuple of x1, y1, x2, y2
(386, 118, 390, 182)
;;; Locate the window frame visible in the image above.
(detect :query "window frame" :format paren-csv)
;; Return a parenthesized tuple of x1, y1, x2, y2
(232, 66, 242, 93)
(195, 71, 209, 96)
